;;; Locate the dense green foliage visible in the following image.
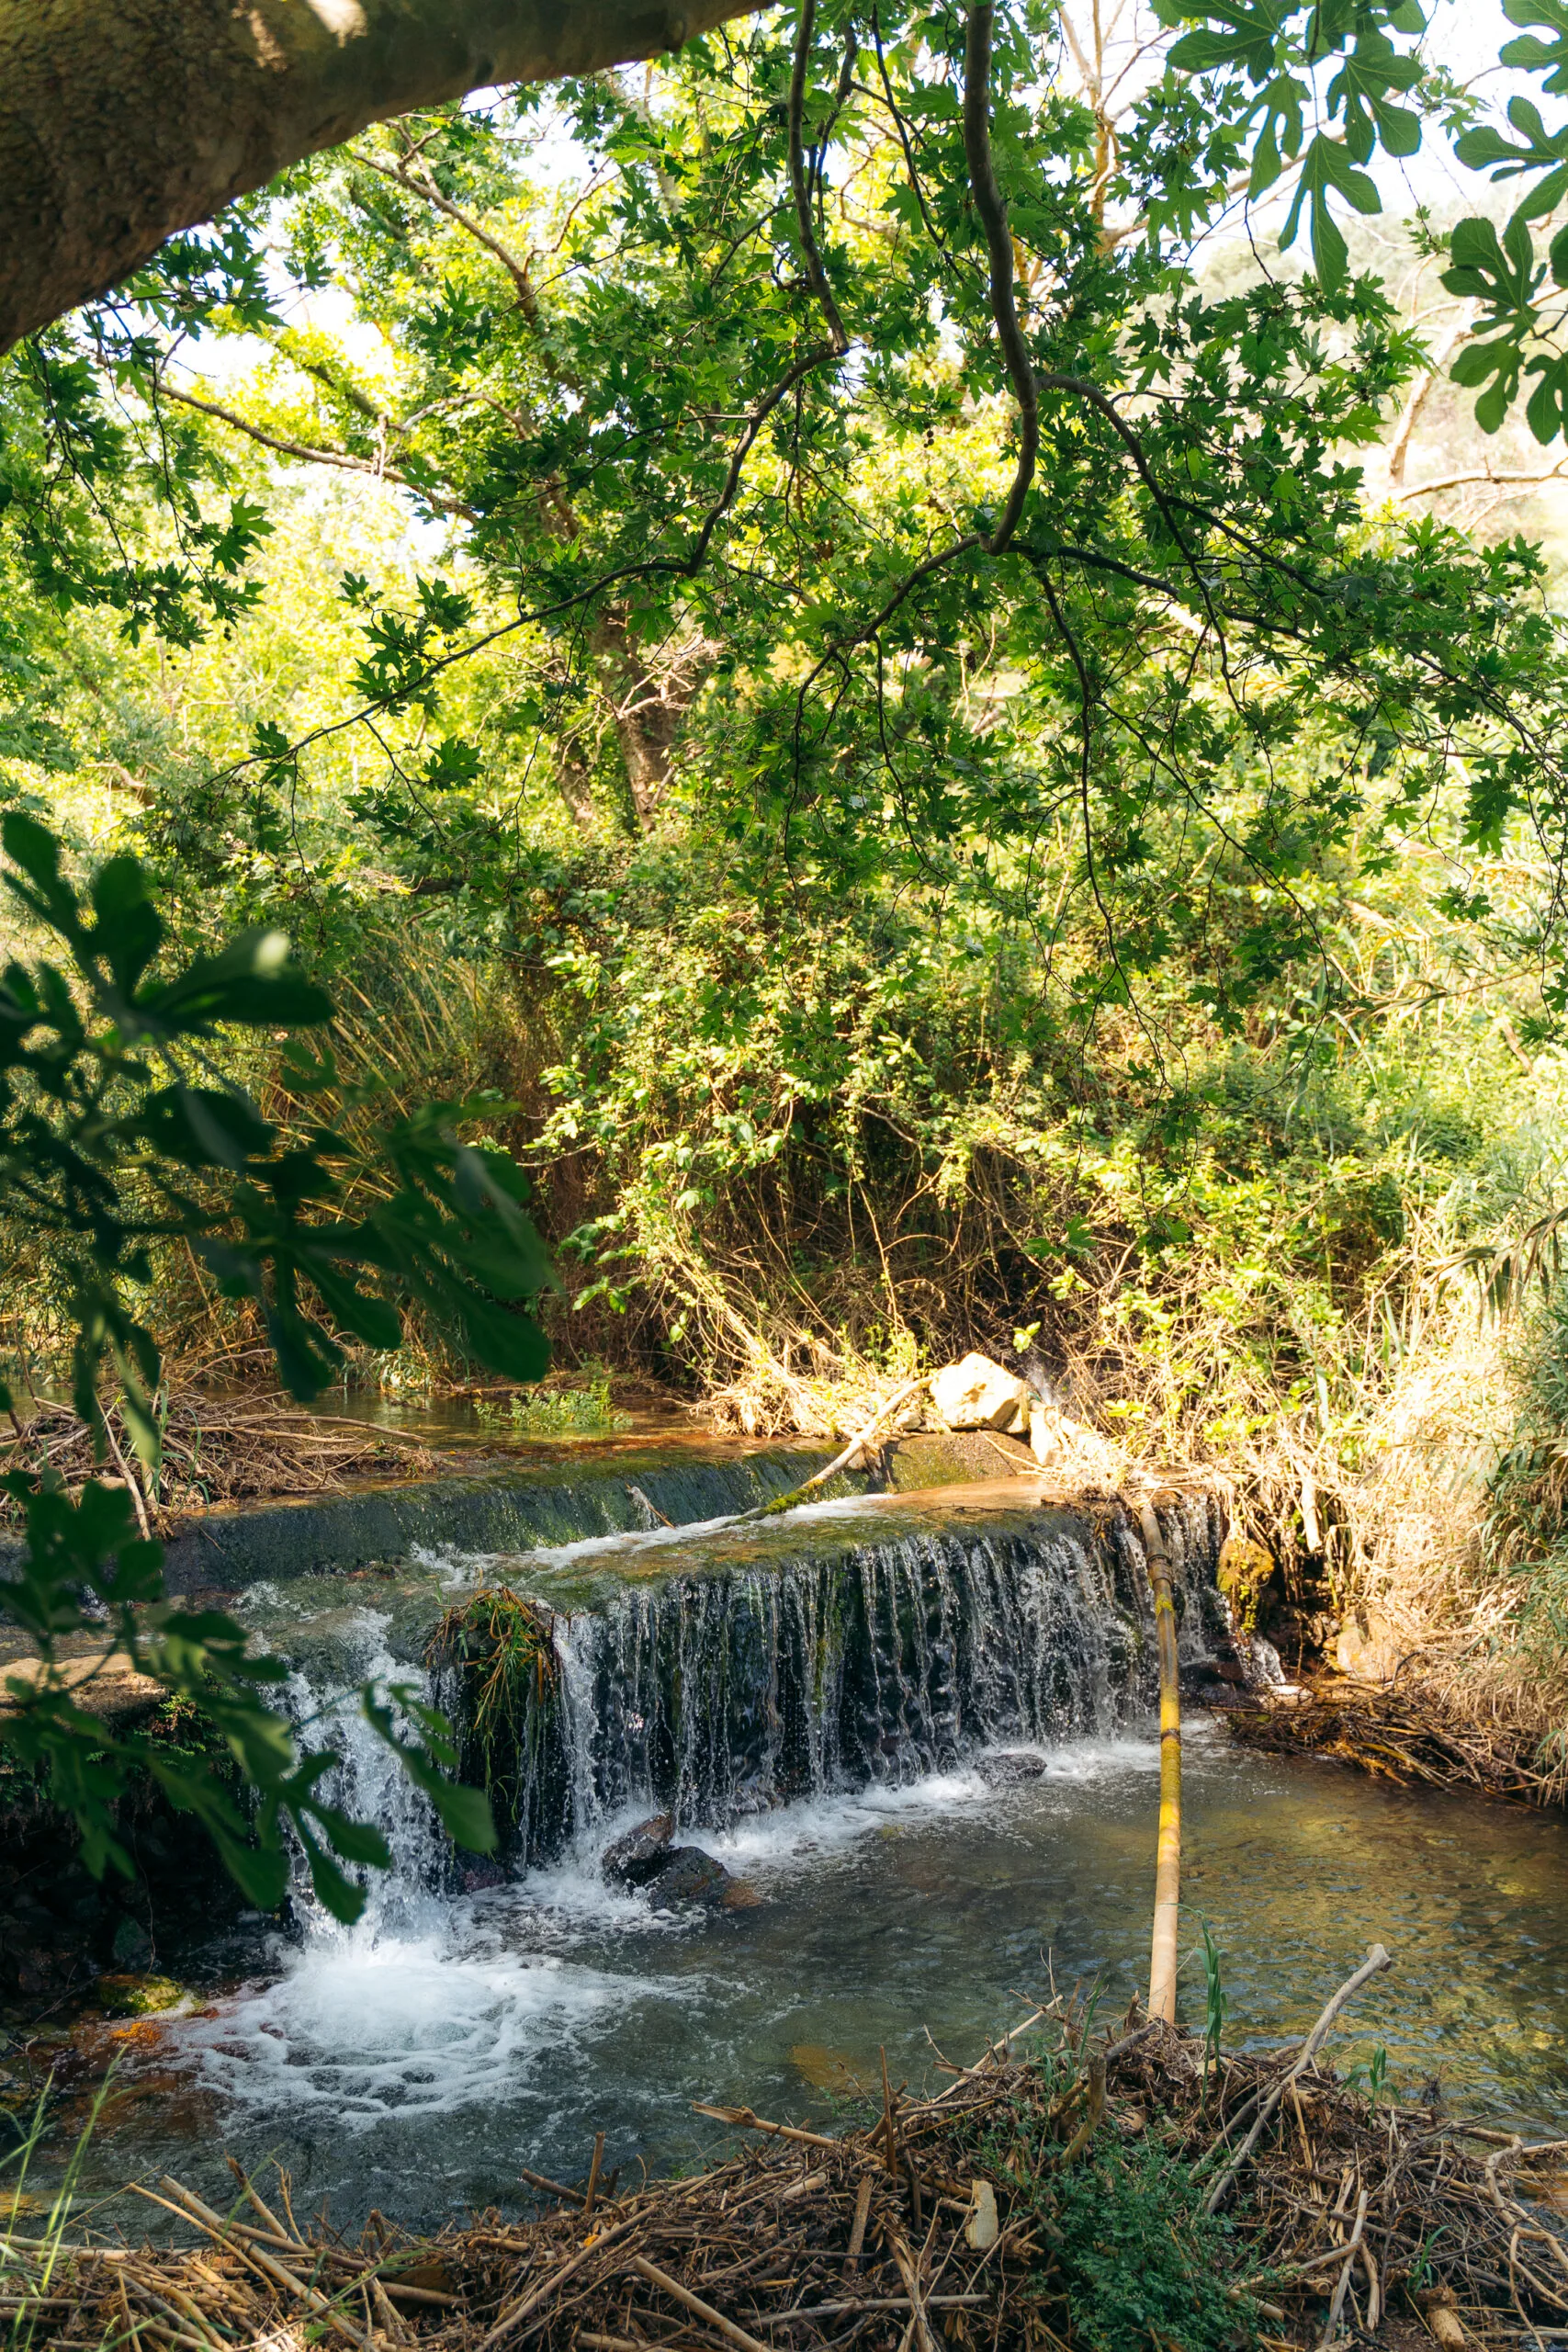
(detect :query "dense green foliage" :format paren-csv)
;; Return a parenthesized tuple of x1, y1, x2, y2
(8, 0, 1568, 1876)
(968, 2052, 1260, 2352)
(0, 811, 552, 1914)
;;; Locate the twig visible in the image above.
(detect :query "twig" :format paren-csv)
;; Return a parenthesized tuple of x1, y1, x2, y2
(1203, 1945, 1393, 2211)
(1318, 2188, 1369, 2347)
(476, 2219, 637, 2351)
(844, 2176, 874, 2276)
(692, 2105, 840, 2151)
(629, 2256, 771, 2352)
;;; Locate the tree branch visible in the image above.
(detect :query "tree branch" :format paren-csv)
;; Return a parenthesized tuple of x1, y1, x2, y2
(155, 379, 478, 518)
(788, 0, 851, 352)
(962, 0, 1039, 553)
(359, 146, 540, 325)
(0, 0, 771, 351)
(1394, 460, 1568, 499)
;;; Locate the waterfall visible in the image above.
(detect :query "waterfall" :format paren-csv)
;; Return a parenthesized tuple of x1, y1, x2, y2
(447, 1493, 1223, 1869)
(273, 1495, 1223, 1903)
(167, 1488, 1224, 2152)
(280, 1612, 449, 1939)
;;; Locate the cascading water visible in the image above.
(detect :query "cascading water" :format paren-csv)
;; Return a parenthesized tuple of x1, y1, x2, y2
(280, 1616, 448, 1939)
(155, 1486, 1250, 2200)
(540, 1515, 1188, 1849)
(90, 1475, 1568, 2227)
(273, 1492, 1225, 1896)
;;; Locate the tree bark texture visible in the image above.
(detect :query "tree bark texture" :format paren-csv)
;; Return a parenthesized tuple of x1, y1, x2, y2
(1, 0, 766, 351)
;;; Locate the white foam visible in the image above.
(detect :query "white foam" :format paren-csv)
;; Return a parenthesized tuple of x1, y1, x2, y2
(422, 1489, 927, 1587)
(171, 1916, 677, 2127)
(675, 1735, 1160, 1880)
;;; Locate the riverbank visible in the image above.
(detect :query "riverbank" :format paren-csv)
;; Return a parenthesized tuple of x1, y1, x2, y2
(6, 1986, 1560, 2352)
(1227, 1677, 1568, 1812)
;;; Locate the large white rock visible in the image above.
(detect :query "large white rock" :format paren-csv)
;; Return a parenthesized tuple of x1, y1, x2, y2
(931, 1351, 1030, 1431)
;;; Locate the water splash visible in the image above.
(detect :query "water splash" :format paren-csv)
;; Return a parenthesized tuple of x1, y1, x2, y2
(279, 1611, 446, 1939)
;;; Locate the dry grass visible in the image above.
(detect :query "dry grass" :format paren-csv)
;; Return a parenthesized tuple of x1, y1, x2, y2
(1229, 1679, 1568, 1807)
(0, 1391, 446, 1535)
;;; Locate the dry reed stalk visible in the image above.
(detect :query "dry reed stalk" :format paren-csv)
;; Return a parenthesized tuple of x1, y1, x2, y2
(0, 1391, 448, 1530)
(11, 1994, 1564, 2352)
(1228, 1677, 1568, 1807)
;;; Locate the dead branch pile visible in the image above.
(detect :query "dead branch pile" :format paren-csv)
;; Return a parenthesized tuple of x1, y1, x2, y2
(8, 1985, 1568, 2351)
(0, 1393, 446, 1533)
(1227, 1679, 1568, 1810)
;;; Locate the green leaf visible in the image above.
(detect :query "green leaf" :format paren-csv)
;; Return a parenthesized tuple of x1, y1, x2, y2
(151, 929, 333, 1032)
(1280, 136, 1379, 292)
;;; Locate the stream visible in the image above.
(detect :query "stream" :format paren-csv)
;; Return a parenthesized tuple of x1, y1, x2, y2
(28, 1462, 1568, 2232)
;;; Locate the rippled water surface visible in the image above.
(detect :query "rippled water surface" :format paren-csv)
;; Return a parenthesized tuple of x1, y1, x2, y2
(71, 1724, 1568, 2231)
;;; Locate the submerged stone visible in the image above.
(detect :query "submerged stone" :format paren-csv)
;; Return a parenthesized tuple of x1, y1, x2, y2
(975, 1750, 1049, 1787)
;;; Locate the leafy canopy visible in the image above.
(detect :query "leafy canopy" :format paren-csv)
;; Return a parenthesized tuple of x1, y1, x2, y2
(0, 810, 552, 1917)
(4, 0, 1568, 1906)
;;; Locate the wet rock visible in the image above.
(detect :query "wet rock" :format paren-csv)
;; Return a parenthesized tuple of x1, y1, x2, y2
(930, 1352, 1030, 1433)
(645, 1846, 731, 1909)
(976, 1750, 1048, 1787)
(603, 1814, 675, 1888)
(12, 1948, 65, 1999)
(720, 1877, 764, 1910)
(92, 1973, 192, 2018)
(110, 1915, 152, 1970)
(461, 1860, 508, 1894)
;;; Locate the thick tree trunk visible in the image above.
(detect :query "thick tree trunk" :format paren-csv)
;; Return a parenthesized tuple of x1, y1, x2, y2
(0, 0, 765, 352)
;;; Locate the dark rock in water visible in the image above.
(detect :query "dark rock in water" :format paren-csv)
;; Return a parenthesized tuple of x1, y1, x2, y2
(976, 1750, 1049, 1787)
(645, 1846, 730, 1908)
(721, 1877, 764, 1910)
(462, 1860, 508, 1893)
(111, 1915, 153, 1970)
(603, 1814, 675, 1887)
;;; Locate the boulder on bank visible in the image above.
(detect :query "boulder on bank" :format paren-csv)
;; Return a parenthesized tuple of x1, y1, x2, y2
(930, 1352, 1031, 1433)
(1334, 1605, 1405, 1683)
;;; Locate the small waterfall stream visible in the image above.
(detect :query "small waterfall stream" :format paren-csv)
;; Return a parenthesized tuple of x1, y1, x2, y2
(281, 1623, 450, 1940)
(93, 1472, 1568, 2223)
(540, 1516, 1177, 1849)
(288, 1493, 1224, 1889)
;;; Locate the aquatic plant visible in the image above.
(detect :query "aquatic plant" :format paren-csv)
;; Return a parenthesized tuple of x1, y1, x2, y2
(476, 1378, 630, 1438)
(425, 1586, 561, 1833)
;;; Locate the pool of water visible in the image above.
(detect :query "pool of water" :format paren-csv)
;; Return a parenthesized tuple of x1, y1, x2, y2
(59, 1723, 1568, 2233)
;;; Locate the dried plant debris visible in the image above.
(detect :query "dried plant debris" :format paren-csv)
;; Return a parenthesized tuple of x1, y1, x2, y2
(1228, 1679, 1568, 1811)
(8, 1980, 1568, 2352)
(0, 1392, 446, 1529)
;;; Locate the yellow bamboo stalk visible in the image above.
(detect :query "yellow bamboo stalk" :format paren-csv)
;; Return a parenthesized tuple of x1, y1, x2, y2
(1138, 1497, 1181, 2023)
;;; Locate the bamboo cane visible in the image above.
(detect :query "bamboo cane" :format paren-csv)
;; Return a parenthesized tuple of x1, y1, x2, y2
(1139, 1498, 1181, 2023)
